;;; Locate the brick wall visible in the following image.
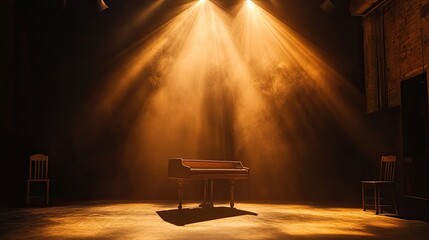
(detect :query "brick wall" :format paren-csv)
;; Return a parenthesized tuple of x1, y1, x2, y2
(363, 0, 429, 112)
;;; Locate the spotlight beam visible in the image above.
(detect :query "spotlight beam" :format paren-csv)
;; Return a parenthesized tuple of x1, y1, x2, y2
(84, 0, 373, 197)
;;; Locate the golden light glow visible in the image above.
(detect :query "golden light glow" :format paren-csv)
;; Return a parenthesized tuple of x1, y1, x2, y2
(83, 0, 374, 197)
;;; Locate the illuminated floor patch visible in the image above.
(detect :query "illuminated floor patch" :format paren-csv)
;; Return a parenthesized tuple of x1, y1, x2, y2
(1, 201, 428, 240)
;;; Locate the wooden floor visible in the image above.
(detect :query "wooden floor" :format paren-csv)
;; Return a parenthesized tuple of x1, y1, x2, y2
(1, 201, 428, 239)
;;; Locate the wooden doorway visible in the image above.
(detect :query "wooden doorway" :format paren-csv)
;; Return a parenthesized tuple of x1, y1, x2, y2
(401, 72, 429, 198)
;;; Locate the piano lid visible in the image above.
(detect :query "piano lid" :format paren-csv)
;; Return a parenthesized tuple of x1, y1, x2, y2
(168, 158, 249, 179)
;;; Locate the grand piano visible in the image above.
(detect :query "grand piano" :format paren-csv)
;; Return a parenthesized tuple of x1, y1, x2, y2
(168, 158, 249, 209)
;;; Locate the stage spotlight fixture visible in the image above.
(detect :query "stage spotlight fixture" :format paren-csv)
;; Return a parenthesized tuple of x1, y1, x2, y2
(95, 0, 108, 12)
(320, 0, 335, 14)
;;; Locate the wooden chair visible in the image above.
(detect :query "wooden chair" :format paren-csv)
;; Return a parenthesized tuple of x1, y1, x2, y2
(361, 155, 398, 215)
(27, 154, 50, 205)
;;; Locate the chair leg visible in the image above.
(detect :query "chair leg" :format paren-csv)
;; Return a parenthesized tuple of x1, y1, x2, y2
(391, 185, 398, 215)
(362, 184, 366, 211)
(26, 181, 30, 204)
(374, 185, 379, 215)
(46, 180, 50, 205)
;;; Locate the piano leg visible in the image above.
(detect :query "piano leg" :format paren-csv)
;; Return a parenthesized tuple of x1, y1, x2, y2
(209, 179, 214, 207)
(199, 179, 214, 208)
(204, 179, 208, 204)
(177, 180, 184, 210)
(230, 180, 235, 208)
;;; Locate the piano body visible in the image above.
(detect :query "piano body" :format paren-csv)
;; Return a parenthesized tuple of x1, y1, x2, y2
(168, 158, 249, 209)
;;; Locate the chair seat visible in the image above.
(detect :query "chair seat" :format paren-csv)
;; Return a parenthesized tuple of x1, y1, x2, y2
(361, 181, 394, 184)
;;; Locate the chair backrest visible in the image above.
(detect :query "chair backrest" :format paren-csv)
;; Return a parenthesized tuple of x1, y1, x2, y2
(379, 155, 396, 181)
(29, 154, 49, 180)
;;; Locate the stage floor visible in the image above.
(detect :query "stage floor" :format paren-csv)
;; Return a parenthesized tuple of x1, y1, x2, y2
(1, 201, 428, 239)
